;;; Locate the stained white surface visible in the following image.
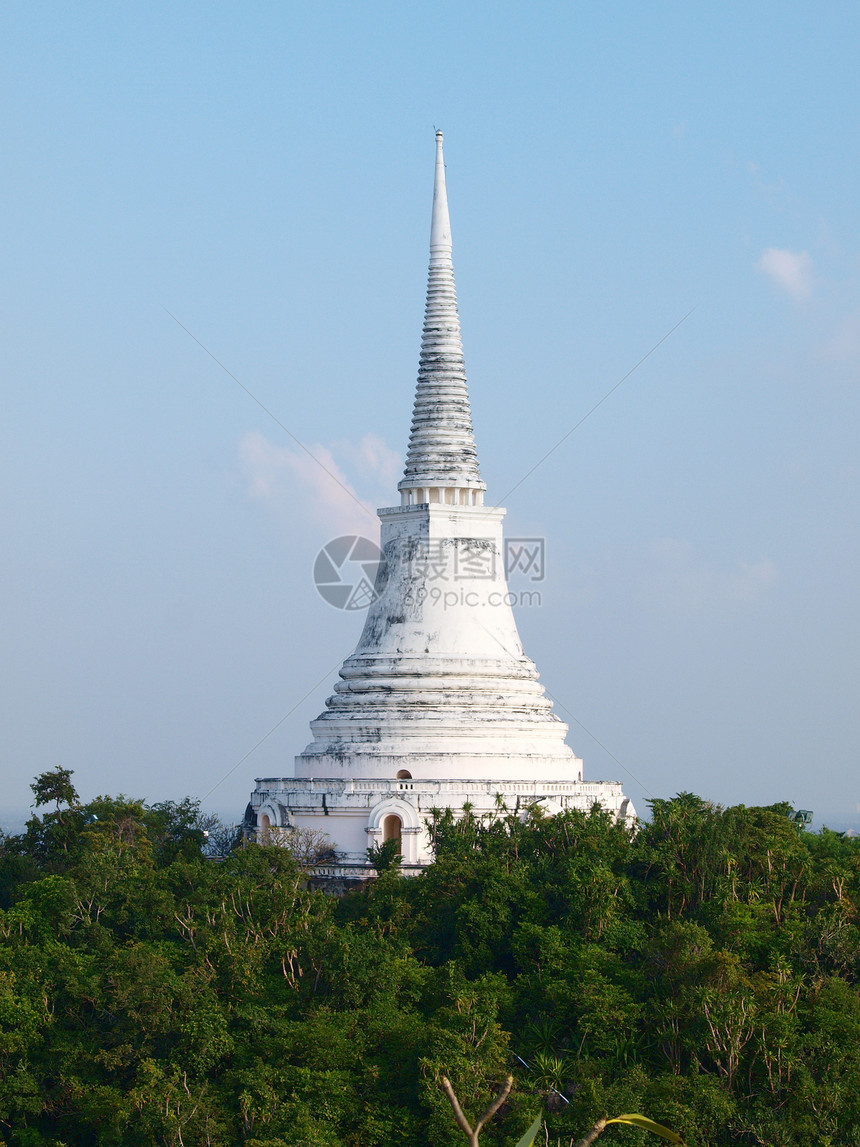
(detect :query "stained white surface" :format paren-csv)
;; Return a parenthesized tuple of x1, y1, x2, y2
(252, 136, 632, 867)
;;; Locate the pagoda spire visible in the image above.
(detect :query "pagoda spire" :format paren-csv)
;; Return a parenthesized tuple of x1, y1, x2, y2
(398, 132, 486, 502)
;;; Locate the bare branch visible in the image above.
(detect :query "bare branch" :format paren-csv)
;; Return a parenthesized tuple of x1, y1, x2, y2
(475, 1074, 514, 1135)
(441, 1076, 475, 1140)
(573, 1119, 607, 1147)
(440, 1074, 514, 1147)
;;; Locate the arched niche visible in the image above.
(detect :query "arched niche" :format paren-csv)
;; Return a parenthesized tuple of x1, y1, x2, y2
(382, 814, 402, 854)
(367, 797, 421, 865)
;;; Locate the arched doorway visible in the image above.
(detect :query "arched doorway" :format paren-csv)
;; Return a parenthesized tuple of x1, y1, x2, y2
(382, 814, 402, 855)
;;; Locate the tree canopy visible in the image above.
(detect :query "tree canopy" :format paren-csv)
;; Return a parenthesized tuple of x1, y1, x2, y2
(2, 779, 860, 1145)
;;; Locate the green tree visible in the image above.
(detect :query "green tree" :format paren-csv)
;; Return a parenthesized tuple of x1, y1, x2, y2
(30, 766, 79, 817)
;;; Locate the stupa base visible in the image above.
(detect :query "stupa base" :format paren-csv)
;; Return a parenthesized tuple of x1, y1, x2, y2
(247, 775, 635, 873)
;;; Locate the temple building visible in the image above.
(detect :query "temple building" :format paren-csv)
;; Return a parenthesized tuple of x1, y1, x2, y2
(248, 133, 634, 874)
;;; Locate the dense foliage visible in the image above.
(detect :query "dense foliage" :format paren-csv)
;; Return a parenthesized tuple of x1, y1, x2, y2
(2, 777, 860, 1146)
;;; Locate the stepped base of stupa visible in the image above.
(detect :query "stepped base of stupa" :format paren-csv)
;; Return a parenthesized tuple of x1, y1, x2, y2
(249, 774, 634, 872)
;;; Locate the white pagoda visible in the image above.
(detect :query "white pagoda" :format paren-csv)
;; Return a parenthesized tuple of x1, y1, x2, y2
(249, 133, 633, 874)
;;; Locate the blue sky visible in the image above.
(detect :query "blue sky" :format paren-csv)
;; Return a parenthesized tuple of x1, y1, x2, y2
(2, 1, 858, 829)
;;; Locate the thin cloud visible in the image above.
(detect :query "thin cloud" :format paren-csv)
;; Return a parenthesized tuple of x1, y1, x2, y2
(822, 308, 860, 365)
(757, 247, 814, 300)
(335, 433, 402, 493)
(645, 538, 778, 612)
(238, 431, 399, 537)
